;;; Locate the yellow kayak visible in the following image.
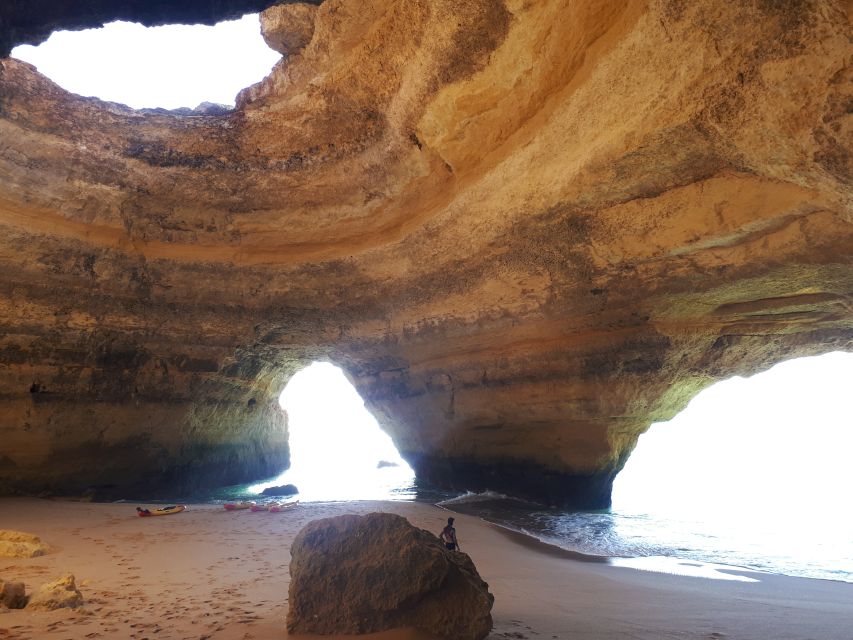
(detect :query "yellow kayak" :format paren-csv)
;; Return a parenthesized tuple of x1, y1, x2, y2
(136, 505, 186, 517)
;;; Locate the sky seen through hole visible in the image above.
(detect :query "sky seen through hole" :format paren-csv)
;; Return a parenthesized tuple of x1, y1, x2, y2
(11, 15, 280, 110)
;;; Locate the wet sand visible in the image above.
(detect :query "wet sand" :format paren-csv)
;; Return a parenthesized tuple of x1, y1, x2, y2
(1, 498, 852, 639)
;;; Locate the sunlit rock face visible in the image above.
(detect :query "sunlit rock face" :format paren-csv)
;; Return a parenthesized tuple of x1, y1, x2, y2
(0, 0, 850, 505)
(261, 3, 317, 56)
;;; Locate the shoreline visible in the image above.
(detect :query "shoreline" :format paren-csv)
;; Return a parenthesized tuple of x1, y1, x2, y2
(45, 493, 853, 584)
(3, 497, 853, 639)
(434, 501, 610, 565)
(435, 497, 853, 586)
(30, 493, 853, 585)
(442, 504, 852, 585)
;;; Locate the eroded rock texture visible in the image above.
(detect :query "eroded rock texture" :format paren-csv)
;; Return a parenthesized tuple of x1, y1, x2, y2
(26, 574, 84, 611)
(0, 530, 48, 558)
(0, 580, 27, 609)
(0, 0, 850, 505)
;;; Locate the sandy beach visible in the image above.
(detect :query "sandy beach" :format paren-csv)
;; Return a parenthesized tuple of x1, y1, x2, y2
(1, 498, 852, 640)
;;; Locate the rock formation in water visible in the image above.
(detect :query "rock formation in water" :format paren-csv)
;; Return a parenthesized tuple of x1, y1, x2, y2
(287, 512, 494, 640)
(261, 483, 298, 496)
(0, 0, 850, 506)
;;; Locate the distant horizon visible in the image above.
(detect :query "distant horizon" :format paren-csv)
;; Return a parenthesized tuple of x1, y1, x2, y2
(11, 15, 281, 110)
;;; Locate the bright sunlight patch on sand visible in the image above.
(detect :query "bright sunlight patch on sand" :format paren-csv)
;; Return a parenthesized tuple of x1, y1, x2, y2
(10, 15, 281, 110)
(250, 362, 414, 501)
(609, 556, 761, 582)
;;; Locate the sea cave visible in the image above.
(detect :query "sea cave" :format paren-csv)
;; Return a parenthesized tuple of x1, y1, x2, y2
(0, 0, 850, 511)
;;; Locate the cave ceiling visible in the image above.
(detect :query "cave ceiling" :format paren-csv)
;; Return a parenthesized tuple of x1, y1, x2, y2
(0, 0, 850, 506)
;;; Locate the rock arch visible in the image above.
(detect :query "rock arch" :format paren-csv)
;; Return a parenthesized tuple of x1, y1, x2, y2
(0, 0, 850, 506)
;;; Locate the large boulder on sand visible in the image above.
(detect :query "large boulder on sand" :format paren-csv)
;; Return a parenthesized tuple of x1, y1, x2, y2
(26, 574, 83, 610)
(287, 512, 493, 640)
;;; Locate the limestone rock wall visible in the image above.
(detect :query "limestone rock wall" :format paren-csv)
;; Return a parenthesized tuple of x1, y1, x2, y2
(0, 0, 850, 505)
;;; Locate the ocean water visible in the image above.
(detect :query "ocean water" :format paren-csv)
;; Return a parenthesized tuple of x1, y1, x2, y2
(223, 353, 853, 584)
(436, 491, 853, 583)
(179, 474, 853, 584)
(180, 466, 418, 505)
(195, 466, 853, 585)
(184, 352, 853, 584)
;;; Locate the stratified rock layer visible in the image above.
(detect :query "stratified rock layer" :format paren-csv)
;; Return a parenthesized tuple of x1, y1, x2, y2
(287, 513, 493, 640)
(0, 0, 851, 506)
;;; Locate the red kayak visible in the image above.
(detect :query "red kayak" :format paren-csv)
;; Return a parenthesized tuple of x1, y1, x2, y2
(223, 502, 254, 511)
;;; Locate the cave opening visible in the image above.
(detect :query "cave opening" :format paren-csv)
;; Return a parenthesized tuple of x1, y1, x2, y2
(9, 14, 280, 110)
(250, 362, 415, 501)
(611, 351, 853, 581)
